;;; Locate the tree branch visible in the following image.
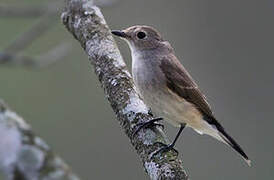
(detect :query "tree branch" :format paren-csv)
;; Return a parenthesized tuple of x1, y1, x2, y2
(62, 1, 188, 179)
(0, 4, 50, 18)
(0, 100, 80, 180)
(4, 13, 57, 54)
(0, 42, 71, 68)
(0, 2, 60, 18)
(0, 0, 118, 18)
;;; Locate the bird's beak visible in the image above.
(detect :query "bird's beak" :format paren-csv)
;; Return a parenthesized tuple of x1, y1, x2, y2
(111, 30, 127, 38)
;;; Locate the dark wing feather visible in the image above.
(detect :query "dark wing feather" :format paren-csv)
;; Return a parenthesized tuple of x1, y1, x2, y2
(160, 55, 214, 119)
(160, 55, 250, 162)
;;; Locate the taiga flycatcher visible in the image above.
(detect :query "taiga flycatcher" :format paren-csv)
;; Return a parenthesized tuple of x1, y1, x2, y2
(112, 25, 250, 166)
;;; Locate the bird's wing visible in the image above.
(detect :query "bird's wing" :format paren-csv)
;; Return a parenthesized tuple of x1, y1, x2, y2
(160, 54, 214, 119)
(160, 55, 251, 164)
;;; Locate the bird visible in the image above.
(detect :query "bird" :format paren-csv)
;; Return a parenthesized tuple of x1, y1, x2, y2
(111, 25, 251, 166)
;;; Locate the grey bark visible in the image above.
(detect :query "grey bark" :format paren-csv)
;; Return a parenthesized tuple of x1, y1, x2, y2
(0, 100, 80, 180)
(61, 1, 188, 179)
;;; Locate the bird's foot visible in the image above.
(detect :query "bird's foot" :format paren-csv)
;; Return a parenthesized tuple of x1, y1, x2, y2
(133, 117, 164, 137)
(151, 142, 178, 159)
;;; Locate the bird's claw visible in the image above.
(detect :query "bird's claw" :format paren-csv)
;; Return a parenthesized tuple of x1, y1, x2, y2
(133, 117, 164, 137)
(151, 142, 178, 159)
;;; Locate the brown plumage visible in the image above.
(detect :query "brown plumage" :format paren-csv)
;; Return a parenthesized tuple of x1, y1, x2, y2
(160, 55, 214, 119)
(159, 54, 250, 164)
(112, 25, 251, 166)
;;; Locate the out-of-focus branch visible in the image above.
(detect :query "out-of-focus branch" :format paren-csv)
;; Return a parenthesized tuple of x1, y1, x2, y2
(0, 0, 118, 18)
(0, 42, 71, 68)
(0, 2, 68, 69)
(36, 42, 72, 68)
(62, 1, 188, 179)
(0, 100, 80, 180)
(0, 3, 60, 18)
(0, 0, 120, 69)
(0, 52, 36, 67)
(0, 4, 49, 17)
(4, 13, 57, 54)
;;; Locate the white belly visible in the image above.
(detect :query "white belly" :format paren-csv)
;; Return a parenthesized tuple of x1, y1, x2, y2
(142, 87, 203, 127)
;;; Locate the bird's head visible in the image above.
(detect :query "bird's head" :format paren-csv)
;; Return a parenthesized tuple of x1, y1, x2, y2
(112, 25, 164, 51)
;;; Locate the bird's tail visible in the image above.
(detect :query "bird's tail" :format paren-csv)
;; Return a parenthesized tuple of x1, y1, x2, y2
(215, 125, 251, 166)
(204, 119, 251, 166)
(199, 117, 251, 166)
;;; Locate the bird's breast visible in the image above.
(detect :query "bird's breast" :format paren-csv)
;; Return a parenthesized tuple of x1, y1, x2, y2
(132, 51, 164, 96)
(132, 52, 179, 125)
(131, 53, 202, 127)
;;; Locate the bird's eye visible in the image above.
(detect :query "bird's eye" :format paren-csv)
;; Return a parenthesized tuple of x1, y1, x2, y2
(137, 31, 147, 39)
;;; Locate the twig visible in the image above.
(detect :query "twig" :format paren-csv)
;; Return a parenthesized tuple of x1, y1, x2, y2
(0, 0, 118, 18)
(0, 2, 61, 18)
(0, 52, 36, 67)
(4, 13, 58, 54)
(62, 1, 188, 179)
(36, 42, 72, 68)
(0, 100, 80, 180)
(0, 4, 49, 17)
(0, 42, 71, 68)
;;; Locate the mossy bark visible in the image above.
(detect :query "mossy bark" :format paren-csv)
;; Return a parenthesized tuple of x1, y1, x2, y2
(62, 1, 188, 179)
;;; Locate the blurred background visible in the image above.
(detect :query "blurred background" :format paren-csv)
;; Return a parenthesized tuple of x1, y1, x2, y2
(0, 0, 273, 179)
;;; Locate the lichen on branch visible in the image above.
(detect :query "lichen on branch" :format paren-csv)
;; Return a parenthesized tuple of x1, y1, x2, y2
(0, 100, 80, 180)
(62, 1, 188, 179)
